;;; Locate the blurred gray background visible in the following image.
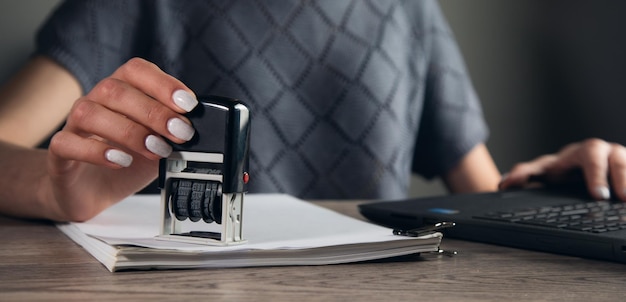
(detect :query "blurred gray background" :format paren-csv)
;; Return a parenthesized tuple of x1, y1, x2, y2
(1, 0, 624, 198)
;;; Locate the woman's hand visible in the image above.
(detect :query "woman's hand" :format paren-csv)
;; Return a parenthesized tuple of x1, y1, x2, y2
(44, 57, 199, 221)
(499, 138, 626, 201)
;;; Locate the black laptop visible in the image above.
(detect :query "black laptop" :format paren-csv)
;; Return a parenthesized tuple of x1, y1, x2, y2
(359, 187, 626, 263)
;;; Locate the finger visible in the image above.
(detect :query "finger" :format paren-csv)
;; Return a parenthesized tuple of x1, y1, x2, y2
(499, 155, 557, 190)
(65, 99, 173, 160)
(498, 164, 531, 190)
(608, 143, 626, 201)
(110, 57, 198, 113)
(88, 77, 195, 143)
(576, 139, 612, 200)
(48, 130, 133, 170)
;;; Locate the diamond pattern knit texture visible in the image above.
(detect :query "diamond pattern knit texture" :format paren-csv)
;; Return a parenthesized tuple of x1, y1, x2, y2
(36, 0, 488, 199)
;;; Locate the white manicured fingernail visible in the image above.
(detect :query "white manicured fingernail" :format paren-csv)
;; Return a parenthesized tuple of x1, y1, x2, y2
(105, 149, 133, 167)
(172, 89, 198, 112)
(167, 118, 195, 141)
(498, 173, 508, 189)
(145, 135, 172, 158)
(500, 173, 509, 182)
(595, 186, 611, 200)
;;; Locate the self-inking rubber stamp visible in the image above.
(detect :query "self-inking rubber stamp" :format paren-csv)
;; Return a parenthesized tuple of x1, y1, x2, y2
(157, 95, 250, 246)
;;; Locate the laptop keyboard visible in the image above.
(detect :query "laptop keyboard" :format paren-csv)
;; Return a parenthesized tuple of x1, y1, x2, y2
(475, 201, 626, 233)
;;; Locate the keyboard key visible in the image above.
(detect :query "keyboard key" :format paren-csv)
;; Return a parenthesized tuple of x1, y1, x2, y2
(474, 201, 626, 234)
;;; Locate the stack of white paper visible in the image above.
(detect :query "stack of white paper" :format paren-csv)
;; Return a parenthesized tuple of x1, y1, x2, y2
(57, 194, 441, 272)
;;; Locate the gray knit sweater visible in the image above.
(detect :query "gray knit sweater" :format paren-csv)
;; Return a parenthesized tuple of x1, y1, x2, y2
(36, 0, 488, 199)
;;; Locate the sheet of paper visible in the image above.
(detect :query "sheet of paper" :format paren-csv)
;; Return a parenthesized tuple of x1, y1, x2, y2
(71, 194, 431, 252)
(57, 194, 442, 271)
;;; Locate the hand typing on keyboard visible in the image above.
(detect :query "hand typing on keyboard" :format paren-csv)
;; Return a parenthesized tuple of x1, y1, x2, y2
(499, 138, 626, 202)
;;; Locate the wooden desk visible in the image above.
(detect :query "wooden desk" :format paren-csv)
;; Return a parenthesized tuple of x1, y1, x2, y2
(1, 201, 626, 301)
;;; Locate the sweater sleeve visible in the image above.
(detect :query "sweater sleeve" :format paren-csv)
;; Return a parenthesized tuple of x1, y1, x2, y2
(411, 1, 490, 179)
(34, 0, 150, 94)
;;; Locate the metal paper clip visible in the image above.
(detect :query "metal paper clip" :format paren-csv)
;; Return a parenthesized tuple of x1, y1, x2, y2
(436, 248, 458, 257)
(393, 222, 458, 257)
(392, 221, 456, 237)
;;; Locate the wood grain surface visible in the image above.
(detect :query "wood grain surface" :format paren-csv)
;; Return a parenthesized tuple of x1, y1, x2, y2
(1, 201, 625, 301)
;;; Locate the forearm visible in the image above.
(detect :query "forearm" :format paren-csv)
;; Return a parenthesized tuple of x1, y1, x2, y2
(443, 143, 501, 194)
(0, 56, 81, 148)
(0, 141, 57, 220)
